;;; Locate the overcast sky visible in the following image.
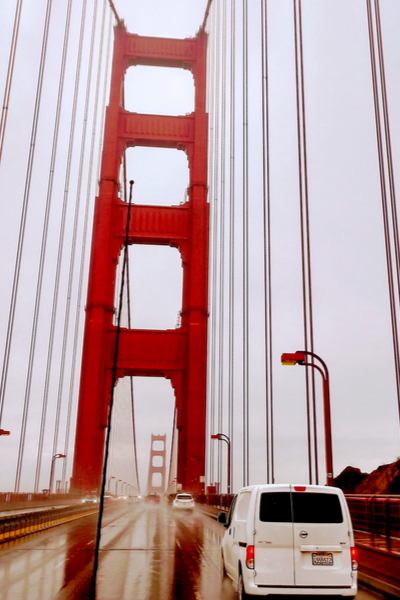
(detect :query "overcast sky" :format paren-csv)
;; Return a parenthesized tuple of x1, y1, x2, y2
(1, 0, 400, 495)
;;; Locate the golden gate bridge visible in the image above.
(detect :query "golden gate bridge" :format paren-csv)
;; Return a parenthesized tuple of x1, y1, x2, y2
(0, 0, 400, 597)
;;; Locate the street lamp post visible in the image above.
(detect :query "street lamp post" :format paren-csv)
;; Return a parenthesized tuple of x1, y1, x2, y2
(49, 454, 66, 494)
(108, 475, 115, 494)
(116, 479, 122, 495)
(211, 433, 231, 494)
(281, 350, 333, 486)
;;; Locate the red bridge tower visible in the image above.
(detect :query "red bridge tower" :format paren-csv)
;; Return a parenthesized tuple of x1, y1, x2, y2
(70, 25, 209, 495)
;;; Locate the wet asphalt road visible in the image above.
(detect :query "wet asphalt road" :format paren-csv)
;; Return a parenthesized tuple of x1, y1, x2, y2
(0, 502, 387, 600)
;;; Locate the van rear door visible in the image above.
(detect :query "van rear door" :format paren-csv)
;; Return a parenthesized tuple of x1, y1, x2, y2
(291, 486, 353, 587)
(253, 486, 295, 586)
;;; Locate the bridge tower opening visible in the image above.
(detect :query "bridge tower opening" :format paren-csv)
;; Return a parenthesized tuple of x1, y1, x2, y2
(70, 25, 209, 495)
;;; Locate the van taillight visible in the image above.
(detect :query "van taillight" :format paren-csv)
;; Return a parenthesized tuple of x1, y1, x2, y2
(351, 547, 358, 570)
(294, 486, 306, 492)
(246, 545, 254, 569)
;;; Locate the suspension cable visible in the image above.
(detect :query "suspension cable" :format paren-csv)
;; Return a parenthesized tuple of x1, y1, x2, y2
(211, 0, 223, 492)
(260, 0, 274, 484)
(200, 0, 214, 35)
(50, 0, 104, 489)
(10, 0, 54, 491)
(228, 0, 236, 492)
(61, 1, 113, 492)
(107, 0, 121, 24)
(242, 0, 250, 487)
(0, 0, 23, 164)
(366, 0, 400, 429)
(206, 0, 218, 487)
(17, 0, 74, 493)
(293, 0, 317, 485)
(217, 0, 228, 492)
(1, 0, 53, 427)
(34, 0, 89, 493)
(122, 82, 141, 494)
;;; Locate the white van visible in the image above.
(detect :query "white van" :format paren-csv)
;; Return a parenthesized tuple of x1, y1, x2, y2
(217, 484, 357, 597)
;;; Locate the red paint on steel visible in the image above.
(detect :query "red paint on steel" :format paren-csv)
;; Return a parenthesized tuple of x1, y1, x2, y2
(71, 25, 209, 494)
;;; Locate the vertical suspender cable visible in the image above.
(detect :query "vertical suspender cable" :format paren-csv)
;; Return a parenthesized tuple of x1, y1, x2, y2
(62, 3, 114, 492)
(0, 0, 53, 431)
(19, 0, 73, 493)
(366, 0, 400, 428)
(207, 1, 218, 486)
(293, 0, 317, 484)
(167, 407, 177, 493)
(261, 0, 274, 484)
(50, 0, 103, 486)
(122, 82, 141, 494)
(217, 0, 228, 491)
(228, 0, 236, 491)
(211, 0, 222, 489)
(10, 0, 54, 491)
(299, 0, 318, 483)
(242, 0, 250, 487)
(34, 0, 88, 492)
(0, 0, 23, 164)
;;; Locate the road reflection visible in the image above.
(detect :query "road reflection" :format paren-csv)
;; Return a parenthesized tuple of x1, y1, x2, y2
(95, 503, 235, 600)
(0, 502, 377, 599)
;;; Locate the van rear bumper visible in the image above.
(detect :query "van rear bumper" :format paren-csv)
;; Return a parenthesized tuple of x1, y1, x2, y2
(244, 578, 357, 596)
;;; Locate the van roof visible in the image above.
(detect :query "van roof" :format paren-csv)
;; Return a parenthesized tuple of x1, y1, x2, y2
(234, 484, 343, 495)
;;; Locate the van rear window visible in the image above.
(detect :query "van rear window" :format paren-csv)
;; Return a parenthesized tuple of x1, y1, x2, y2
(259, 492, 343, 523)
(259, 492, 292, 522)
(293, 492, 343, 523)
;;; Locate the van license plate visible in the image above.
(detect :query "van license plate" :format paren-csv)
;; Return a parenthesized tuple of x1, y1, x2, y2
(312, 552, 333, 566)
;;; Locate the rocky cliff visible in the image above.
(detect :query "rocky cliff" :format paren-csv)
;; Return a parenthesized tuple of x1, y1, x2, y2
(333, 459, 400, 494)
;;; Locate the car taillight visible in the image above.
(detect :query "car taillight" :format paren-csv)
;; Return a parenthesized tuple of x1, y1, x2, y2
(351, 547, 358, 570)
(246, 545, 254, 569)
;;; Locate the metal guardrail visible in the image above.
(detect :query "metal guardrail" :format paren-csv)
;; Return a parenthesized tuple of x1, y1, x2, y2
(346, 495, 400, 550)
(0, 502, 100, 543)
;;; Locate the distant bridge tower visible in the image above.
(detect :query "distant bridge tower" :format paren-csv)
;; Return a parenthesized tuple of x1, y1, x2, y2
(146, 434, 167, 494)
(71, 24, 209, 494)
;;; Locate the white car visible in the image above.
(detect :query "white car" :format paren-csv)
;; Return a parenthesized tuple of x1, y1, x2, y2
(172, 493, 195, 511)
(218, 484, 357, 597)
(81, 494, 99, 504)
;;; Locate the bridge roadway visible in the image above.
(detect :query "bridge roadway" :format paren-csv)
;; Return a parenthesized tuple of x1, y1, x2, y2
(0, 502, 387, 600)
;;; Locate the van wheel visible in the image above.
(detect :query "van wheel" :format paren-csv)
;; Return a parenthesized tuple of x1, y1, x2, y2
(220, 552, 227, 579)
(238, 570, 249, 600)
